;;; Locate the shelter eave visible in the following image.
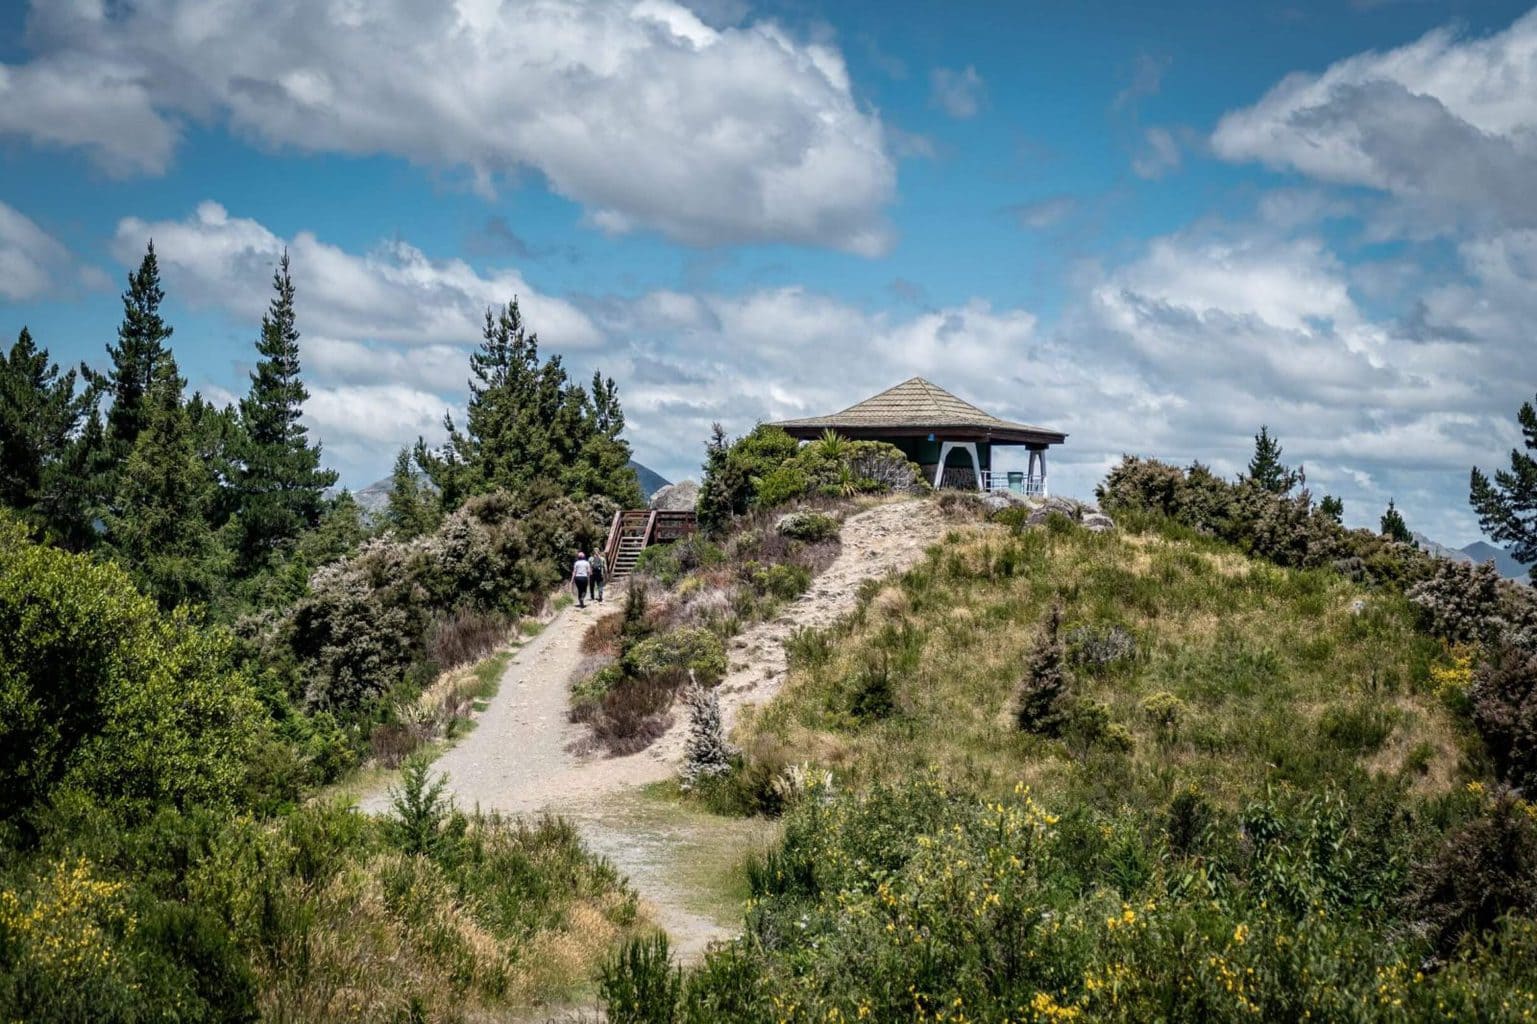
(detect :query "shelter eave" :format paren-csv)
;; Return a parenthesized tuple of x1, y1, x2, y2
(771, 420, 1067, 447)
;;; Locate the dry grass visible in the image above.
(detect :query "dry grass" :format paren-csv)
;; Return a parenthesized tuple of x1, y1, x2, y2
(742, 520, 1464, 812)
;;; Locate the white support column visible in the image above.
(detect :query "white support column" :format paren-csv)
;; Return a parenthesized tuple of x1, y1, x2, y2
(934, 441, 955, 488)
(1026, 450, 1039, 489)
(1040, 449, 1049, 497)
(934, 440, 983, 489)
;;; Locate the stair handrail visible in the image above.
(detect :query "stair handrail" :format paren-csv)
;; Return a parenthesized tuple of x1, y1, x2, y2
(601, 509, 624, 571)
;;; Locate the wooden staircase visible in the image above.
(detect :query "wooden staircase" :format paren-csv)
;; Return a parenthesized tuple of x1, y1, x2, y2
(602, 509, 698, 581)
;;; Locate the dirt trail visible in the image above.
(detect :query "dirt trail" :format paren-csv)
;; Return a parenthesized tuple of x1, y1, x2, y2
(361, 498, 942, 960)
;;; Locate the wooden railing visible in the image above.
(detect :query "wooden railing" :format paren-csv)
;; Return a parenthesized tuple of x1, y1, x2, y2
(601, 509, 698, 579)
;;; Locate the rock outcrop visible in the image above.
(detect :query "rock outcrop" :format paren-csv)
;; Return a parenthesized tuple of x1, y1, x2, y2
(649, 480, 700, 512)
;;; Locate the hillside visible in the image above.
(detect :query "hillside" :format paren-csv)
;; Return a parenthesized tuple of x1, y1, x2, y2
(587, 494, 1537, 1021)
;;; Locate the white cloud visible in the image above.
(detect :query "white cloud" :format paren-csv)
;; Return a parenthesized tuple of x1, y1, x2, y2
(1212, 8, 1537, 225)
(930, 65, 986, 119)
(112, 201, 601, 348)
(1132, 126, 1181, 179)
(2, 0, 895, 253)
(0, 200, 108, 301)
(1077, 226, 1527, 544)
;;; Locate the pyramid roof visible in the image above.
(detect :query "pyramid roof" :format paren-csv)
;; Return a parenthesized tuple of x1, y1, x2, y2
(770, 377, 1065, 446)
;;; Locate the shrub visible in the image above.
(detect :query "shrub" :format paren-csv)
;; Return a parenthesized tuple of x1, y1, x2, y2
(1066, 623, 1137, 669)
(1016, 606, 1070, 736)
(1468, 640, 1537, 790)
(600, 934, 681, 1024)
(0, 515, 268, 819)
(1139, 690, 1185, 729)
(1410, 789, 1537, 956)
(588, 679, 676, 754)
(751, 562, 811, 601)
(624, 627, 728, 686)
(1409, 559, 1506, 645)
(774, 510, 839, 543)
(387, 757, 454, 856)
(426, 607, 508, 669)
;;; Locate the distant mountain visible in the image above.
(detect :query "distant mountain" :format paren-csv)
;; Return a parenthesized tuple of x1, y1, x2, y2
(354, 476, 395, 515)
(1413, 531, 1532, 581)
(1461, 540, 1533, 581)
(1411, 532, 1471, 565)
(630, 460, 669, 500)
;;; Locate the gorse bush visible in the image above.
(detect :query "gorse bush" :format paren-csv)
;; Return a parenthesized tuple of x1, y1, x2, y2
(610, 775, 1537, 1023)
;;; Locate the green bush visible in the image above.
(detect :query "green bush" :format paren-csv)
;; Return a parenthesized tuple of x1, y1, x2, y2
(0, 514, 269, 819)
(774, 511, 840, 543)
(623, 627, 728, 686)
(600, 933, 681, 1024)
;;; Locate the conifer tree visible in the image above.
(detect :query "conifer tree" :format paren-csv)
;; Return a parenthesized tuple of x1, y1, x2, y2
(234, 251, 336, 572)
(1016, 605, 1070, 736)
(102, 241, 173, 453)
(107, 353, 224, 608)
(577, 371, 644, 506)
(385, 448, 440, 539)
(1380, 498, 1413, 544)
(1319, 495, 1344, 523)
(418, 299, 639, 507)
(1471, 394, 1537, 581)
(0, 327, 87, 516)
(1245, 426, 1301, 494)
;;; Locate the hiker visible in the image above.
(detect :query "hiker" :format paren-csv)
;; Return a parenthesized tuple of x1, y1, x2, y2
(572, 551, 592, 608)
(591, 550, 608, 603)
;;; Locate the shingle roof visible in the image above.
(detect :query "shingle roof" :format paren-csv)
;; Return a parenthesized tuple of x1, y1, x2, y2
(770, 377, 1066, 445)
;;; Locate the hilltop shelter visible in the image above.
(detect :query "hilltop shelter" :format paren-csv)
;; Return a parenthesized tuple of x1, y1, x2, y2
(769, 377, 1067, 496)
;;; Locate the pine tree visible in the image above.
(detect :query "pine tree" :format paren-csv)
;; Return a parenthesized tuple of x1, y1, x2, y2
(1319, 495, 1344, 523)
(0, 327, 87, 516)
(680, 673, 733, 790)
(106, 353, 225, 608)
(1016, 606, 1070, 736)
(418, 299, 640, 507)
(1245, 426, 1301, 494)
(102, 241, 173, 453)
(1471, 394, 1537, 581)
(234, 251, 337, 572)
(385, 448, 440, 539)
(696, 423, 747, 536)
(1380, 499, 1413, 544)
(576, 371, 644, 506)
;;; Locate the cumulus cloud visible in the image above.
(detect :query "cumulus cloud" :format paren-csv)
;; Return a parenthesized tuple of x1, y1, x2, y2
(930, 65, 986, 119)
(112, 202, 600, 348)
(1212, 8, 1537, 225)
(1075, 226, 1528, 543)
(0, 201, 108, 301)
(2, 0, 895, 253)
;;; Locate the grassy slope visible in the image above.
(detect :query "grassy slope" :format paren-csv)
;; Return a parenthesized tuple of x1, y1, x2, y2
(743, 517, 1465, 811)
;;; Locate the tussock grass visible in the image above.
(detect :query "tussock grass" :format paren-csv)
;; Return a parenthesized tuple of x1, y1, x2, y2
(743, 519, 1466, 811)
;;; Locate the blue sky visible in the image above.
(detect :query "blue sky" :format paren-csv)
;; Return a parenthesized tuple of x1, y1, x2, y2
(2, 0, 1536, 545)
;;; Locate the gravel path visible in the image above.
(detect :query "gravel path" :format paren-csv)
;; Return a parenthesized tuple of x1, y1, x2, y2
(361, 497, 943, 960)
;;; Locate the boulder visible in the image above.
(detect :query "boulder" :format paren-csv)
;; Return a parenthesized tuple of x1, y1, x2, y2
(649, 480, 700, 512)
(1081, 512, 1116, 533)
